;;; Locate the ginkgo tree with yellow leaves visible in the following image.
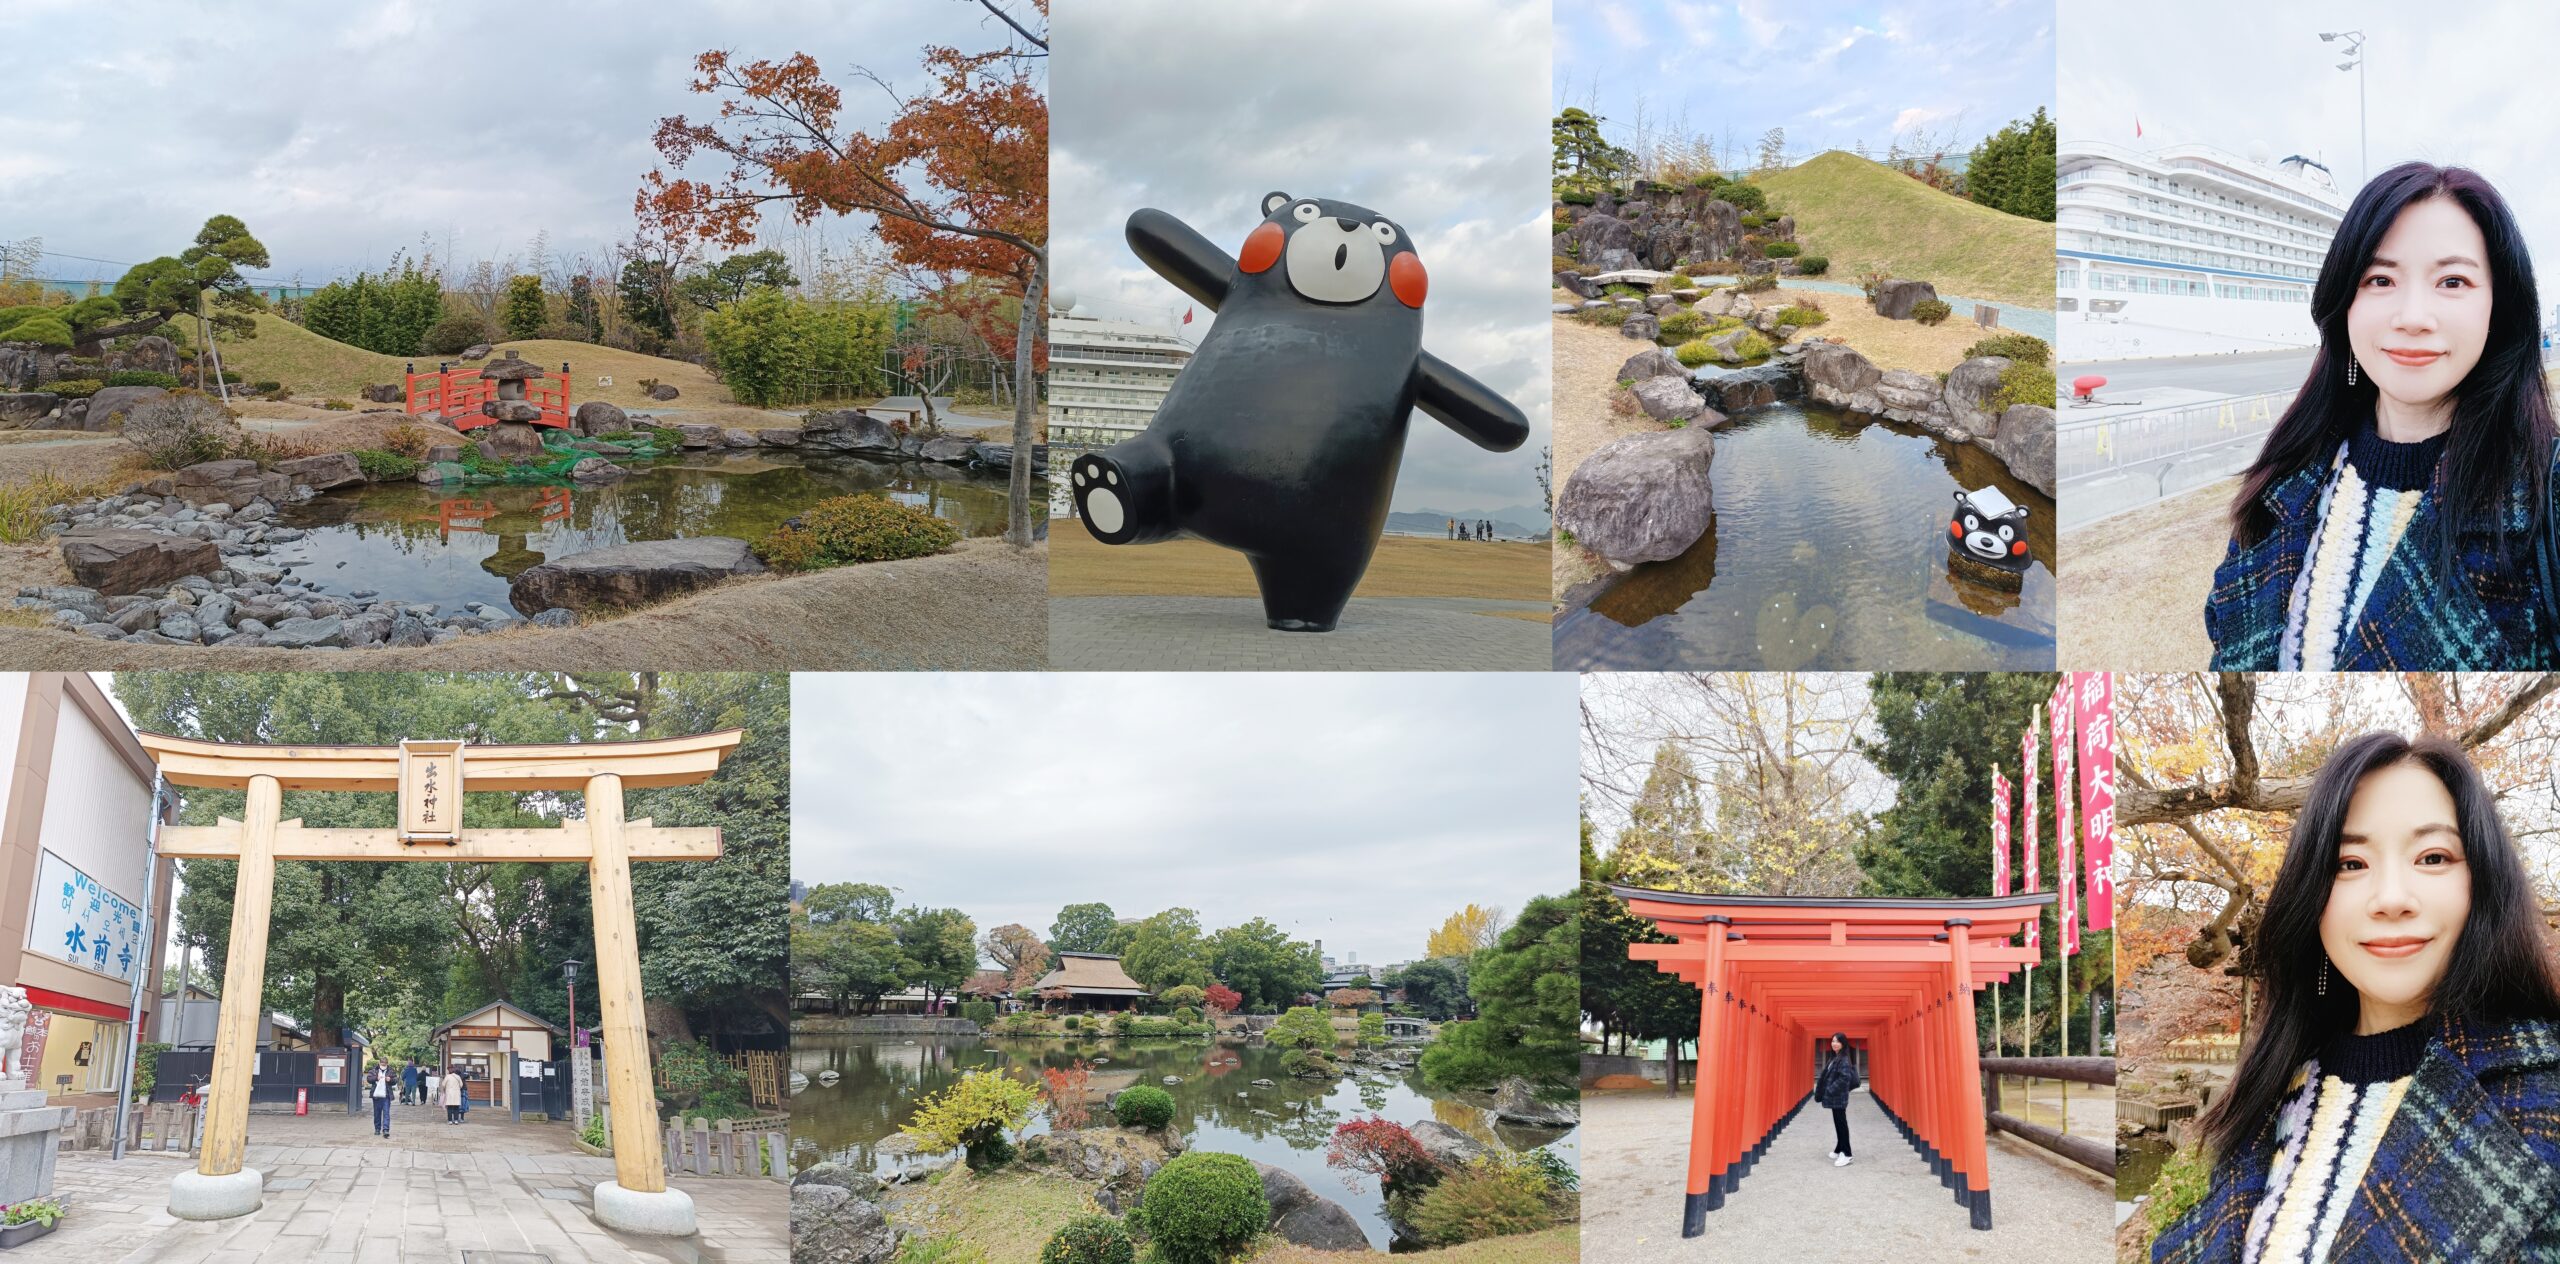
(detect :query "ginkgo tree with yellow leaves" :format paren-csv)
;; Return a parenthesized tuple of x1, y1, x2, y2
(1425, 904, 1508, 959)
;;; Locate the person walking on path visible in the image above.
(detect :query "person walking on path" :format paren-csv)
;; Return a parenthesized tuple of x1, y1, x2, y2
(401, 1058, 420, 1106)
(368, 1063, 395, 1137)
(1818, 1032, 1859, 1167)
(441, 1066, 464, 1124)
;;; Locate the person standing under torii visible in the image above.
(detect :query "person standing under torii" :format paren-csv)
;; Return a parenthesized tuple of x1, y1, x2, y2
(1818, 1032, 1859, 1167)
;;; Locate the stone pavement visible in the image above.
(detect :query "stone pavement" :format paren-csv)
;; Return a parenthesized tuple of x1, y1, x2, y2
(1579, 1087, 2112, 1263)
(16, 1102, 784, 1263)
(1049, 596, 1553, 669)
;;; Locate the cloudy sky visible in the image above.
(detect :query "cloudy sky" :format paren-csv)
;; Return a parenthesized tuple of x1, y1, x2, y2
(1050, 0, 1551, 519)
(1557, 1, 2053, 171)
(0, 0, 1020, 287)
(790, 673, 1578, 969)
(2063, 2, 2560, 298)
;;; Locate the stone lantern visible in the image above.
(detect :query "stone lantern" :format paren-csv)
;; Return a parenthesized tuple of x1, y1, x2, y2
(476, 351, 551, 460)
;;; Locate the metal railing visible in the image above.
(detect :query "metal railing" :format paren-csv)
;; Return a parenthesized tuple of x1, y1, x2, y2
(2057, 388, 2294, 528)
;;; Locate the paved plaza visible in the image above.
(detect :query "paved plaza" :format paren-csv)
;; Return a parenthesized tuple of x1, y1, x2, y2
(16, 1102, 785, 1263)
(1049, 596, 1553, 669)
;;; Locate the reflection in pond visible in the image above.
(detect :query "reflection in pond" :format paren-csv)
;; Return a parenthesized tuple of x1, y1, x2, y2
(1554, 398, 2056, 669)
(790, 1034, 1575, 1251)
(270, 452, 1026, 612)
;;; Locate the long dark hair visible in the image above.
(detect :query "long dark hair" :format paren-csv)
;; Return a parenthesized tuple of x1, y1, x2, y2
(2230, 163, 2554, 577)
(2198, 732, 2560, 1158)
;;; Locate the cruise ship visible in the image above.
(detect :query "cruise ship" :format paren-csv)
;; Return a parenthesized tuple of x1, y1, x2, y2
(1044, 301, 1193, 517)
(2056, 140, 2346, 359)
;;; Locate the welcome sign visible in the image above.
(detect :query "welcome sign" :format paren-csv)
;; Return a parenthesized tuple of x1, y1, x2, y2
(28, 849, 146, 982)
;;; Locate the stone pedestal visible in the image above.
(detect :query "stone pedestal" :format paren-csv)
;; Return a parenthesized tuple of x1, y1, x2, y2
(0, 1085, 65, 1205)
(169, 1167, 263, 1220)
(595, 1180, 696, 1236)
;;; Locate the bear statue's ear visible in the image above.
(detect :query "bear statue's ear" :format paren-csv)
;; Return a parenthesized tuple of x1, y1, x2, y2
(1263, 191, 1293, 217)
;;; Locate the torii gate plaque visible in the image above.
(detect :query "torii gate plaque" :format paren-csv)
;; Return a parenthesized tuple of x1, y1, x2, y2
(139, 728, 742, 1237)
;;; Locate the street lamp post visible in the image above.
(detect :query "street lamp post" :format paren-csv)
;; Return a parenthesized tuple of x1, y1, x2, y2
(2321, 30, 2367, 187)
(563, 959, 581, 1047)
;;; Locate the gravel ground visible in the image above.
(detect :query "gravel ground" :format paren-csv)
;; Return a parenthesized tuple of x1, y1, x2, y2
(0, 536, 1046, 669)
(1579, 1087, 2112, 1263)
(2058, 477, 2230, 669)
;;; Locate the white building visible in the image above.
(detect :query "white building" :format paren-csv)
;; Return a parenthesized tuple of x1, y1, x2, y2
(1046, 305, 1193, 516)
(2057, 141, 2345, 358)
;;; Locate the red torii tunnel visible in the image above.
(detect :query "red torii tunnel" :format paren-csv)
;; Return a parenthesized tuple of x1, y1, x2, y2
(1612, 885, 2055, 1236)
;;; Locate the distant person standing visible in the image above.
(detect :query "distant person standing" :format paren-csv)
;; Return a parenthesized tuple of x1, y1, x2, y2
(441, 1066, 464, 1124)
(401, 1058, 420, 1105)
(1818, 1032, 1858, 1166)
(1447, 518, 1456, 539)
(369, 1063, 395, 1137)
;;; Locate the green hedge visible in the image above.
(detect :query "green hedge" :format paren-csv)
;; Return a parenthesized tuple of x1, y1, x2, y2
(1911, 299, 1953, 326)
(1039, 1216, 1135, 1264)
(1796, 255, 1830, 275)
(752, 496, 960, 571)
(1113, 1084, 1175, 1130)
(1138, 1153, 1268, 1264)
(1964, 332, 2052, 366)
(1763, 242, 1801, 258)
(105, 370, 181, 388)
(959, 1001, 998, 1026)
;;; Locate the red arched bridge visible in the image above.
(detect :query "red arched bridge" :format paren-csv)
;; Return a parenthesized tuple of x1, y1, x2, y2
(1612, 885, 2054, 1236)
(403, 355, 572, 433)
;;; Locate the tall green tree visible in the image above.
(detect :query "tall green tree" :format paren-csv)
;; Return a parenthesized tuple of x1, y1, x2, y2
(565, 274, 602, 340)
(618, 258, 679, 343)
(1422, 891, 1579, 1091)
(677, 249, 799, 310)
(1857, 672, 2060, 900)
(894, 906, 978, 1010)
(1390, 957, 1468, 1022)
(804, 882, 897, 926)
(1966, 107, 2058, 222)
(93, 214, 271, 343)
(1048, 902, 1119, 954)
(1552, 107, 1633, 195)
(500, 274, 547, 339)
(1121, 908, 1211, 994)
(1208, 918, 1321, 1014)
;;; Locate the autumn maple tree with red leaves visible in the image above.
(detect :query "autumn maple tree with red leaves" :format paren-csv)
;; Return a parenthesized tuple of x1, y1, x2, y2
(639, 0, 1049, 545)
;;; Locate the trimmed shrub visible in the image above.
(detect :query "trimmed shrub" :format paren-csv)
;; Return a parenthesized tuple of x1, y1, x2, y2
(352, 449, 422, 481)
(1763, 242, 1802, 259)
(1964, 332, 2052, 366)
(382, 423, 435, 459)
(1990, 360, 2058, 411)
(252, 380, 284, 397)
(4, 316, 73, 349)
(1672, 339, 1718, 368)
(120, 394, 239, 469)
(959, 1001, 998, 1026)
(1797, 255, 1830, 275)
(1911, 299, 1953, 326)
(1739, 213, 1768, 229)
(1771, 305, 1829, 328)
(1063, 1015, 1082, 1031)
(1733, 330, 1775, 361)
(48, 379, 103, 399)
(419, 313, 494, 356)
(964, 1130, 1016, 1172)
(1173, 1006, 1200, 1025)
(1712, 181, 1767, 213)
(1281, 1047, 1337, 1079)
(1656, 310, 1705, 340)
(1556, 189, 1596, 206)
(1408, 1158, 1555, 1245)
(1038, 1216, 1135, 1264)
(753, 495, 961, 571)
(1735, 272, 1778, 294)
(1138, 1153, 1269, 1264)
(1268, 1006, 1336, 1051)
(1358, 1012, 1387, 1045)
(1113, 1084, 1175, 1130)
(105, 370, 181, 389)
(900, 1069, 1039, 1171)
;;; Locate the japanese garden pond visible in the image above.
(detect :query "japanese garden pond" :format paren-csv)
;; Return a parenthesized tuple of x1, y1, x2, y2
(790, 1033, 1578, 1252)
(266, 451, 1021, 614)
(1553, 390, 2056, 671)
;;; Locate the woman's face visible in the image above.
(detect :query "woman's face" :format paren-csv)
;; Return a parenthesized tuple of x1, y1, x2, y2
(2320, 760, 2471, 1029)
(1830, 1036, 1842, 1052)
(2347, 195, 2493, 412)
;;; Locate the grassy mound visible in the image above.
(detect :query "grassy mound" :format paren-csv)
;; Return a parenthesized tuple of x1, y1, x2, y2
(1752, 150, 2054, 308)
(211, 312, 735, 410)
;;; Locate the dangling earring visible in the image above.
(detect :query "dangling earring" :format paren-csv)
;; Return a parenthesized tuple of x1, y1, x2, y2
(2347, 357, 2358, 387)
(2318, 961, 2329, 996)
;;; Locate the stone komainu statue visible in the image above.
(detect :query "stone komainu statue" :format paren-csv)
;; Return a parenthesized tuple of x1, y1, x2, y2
(0, 986, 30, 1077)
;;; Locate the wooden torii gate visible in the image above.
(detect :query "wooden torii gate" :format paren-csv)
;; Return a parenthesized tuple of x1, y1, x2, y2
(1612, 885, 2053, 1236)
(141, 728, 742, 1237)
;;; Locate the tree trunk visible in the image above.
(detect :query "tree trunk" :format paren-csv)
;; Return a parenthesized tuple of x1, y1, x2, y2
(313, 976, 344, 1050)
(1005, 254, 1045, 548)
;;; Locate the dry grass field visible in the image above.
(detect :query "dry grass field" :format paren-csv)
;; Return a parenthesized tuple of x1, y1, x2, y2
(212, 311, 735, 410)
(1049, 529, 1549, 602)
(1754, 150, 2054, 308)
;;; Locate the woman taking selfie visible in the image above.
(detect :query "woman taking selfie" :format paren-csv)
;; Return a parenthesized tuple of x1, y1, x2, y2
(2205, 163, 2560, 669)
(2152, 733, 2560, 1262)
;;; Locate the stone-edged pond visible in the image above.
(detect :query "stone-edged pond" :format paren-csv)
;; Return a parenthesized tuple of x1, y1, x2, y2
(791, 1033, 1577, 1252)
(273, 450, 1017, 615)
(1555, 385, 2056, 671)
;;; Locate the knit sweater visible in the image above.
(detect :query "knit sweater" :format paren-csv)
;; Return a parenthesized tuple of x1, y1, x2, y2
(2240, 1020, 2432, 1264)
(2277, 423, 2450, 670)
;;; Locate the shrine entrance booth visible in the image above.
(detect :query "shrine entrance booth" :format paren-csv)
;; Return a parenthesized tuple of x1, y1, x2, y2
(1611, 886, 2052, 1236)
(141, 729, 741, 1237)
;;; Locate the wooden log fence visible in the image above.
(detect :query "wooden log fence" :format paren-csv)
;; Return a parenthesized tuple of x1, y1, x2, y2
(60, 1103, 201, 1154)
(660, 1120, 788, 1181)
(1979, 1055, 2115, 1176)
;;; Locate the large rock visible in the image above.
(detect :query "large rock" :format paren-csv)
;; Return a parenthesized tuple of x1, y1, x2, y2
(915, 436, 975, 463)
(83, 385, 170, 429)
(275, 453, 364, 492)
(1553, 271, 1600, 300)
(1630, 375, 1712, 424)
(1409, 1120, 1490, 1169)
(261, 617, 349, 649)
(1493, 1076, 1579, 1127)
(0, 393, 58, 427)
(1619, 312, 1660, 341)
(477, 352, 548, 382)
(647, 383, 681, 401)
(790, 1184, 898, 1264)
(459, 343, 494, 361)
(1555, 426, 1717, 570)
(1873, 278, 1941, 320)
(573, 400, 629, 436)
(968, 441, 1048, 471)
(1252, 1161, 1370, 1252)
(673, 423, 722, 449)
(1943, 356, 2012, 440)
(1617, 347, 1685, 384)
(1873, 369, 1942, 414)
(1993, 404, 2057, 497)
(721, 428, 760, 448)
(802, 410, 901, 453)
(359, 383, 403, 404)
(755, 427, 802, 447)
(173, 459, 289, 509)
(481, 399, 545, 423)
(508, 537, 767, 615)
(1567, 213, 1638, 273)
(1800, 343, 1883, 410)
(107, 335, 179, 376)
(477, 422, 548, 461)
(1693, 364, 1791, 413)
(568, 458, 627, 483)
(59, 530, 221, 595)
